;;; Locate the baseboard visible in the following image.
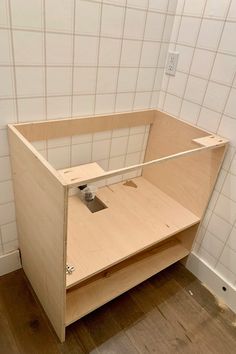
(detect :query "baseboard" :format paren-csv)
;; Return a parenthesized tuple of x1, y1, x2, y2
(0, 250, 22, 276)
(186, 252, 236, 314)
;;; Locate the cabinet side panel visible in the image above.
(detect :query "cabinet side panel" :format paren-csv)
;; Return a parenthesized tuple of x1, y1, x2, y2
(143, 112, 227, 217)
(8, 128, 66, 342)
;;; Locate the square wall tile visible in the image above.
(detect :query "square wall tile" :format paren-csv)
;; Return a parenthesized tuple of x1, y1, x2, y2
(190, 49, 215, 79)
(204, 82, 230, 113)
(117, 68, 138, 92)
(11, 0, 43, 30)
(148, 0, 168, 12)
(219, 246, 236, 275)
(47, 96, 71, 120)
(140, 42, 160, 67)
(48, 146, 70, 169)
(99, 38, 122, 66)
(228, 0, 236, 21)
(227, 227, 236, 252)
(16, 67, 44, 97)
(163, 93, 182, 116)
(95, 94, 115, 114)
(201, 231, 224, 258)
(18, 98, 46, 122)
(3, 239, 19, 253)
(178, 17, 201, 46)
(0, 0, 9, 27)
(13, 31, 44, 65)
(167, 71, 188, 97)
(211, 54, 236, 85)
(101, 4, 125, 38)
(180, 100, 200, 125)
(72, 95, 95, 117)
(75, 1, 101, 35)
(72, 133, 92, 145)
(74, 36, 99, 66)
(46, 33, 73, 65)
(205, 0, 231, 19)
(127, 133, 144, 153)
(92, 140, 111, 161)
(184, 76, 208, 104)
(47, 137, 70, 149)
(136, 68, 156, 92)
(214, 194, 236, 225)
(175, 45, 194, 73)
(144, 12, 166, 41)
(110, 136, 128, 157)
(125, 151, 141, 166)
(0, 30, 12, 65)
(208, 213, 232, 243)
(96, 68, 119, 94)
(0, 180, 14, 204)
(0, 202, 15, 225)
(133, 92, 151, 110)
(120, 40, 142, 67)
(219, 22, 236, 55)
(73, 67, 97, 94)
(0, 129, 9, 157)
(218, 116, 236, 147)
(45, 0, 74, 33)
(222, 173, 236, 202)
(115, 92, 134, 112)
(1, 222, 18, 243)
(183, 0, 205, 16)
(0, 100, 17, 128)
(0, 67, 15, 98)
(197, 20, 224, 50)
(47, 67, 72, 96)
(197, 108, 221, 133)
(71, 143, 92, 166)
(109, 155, 126, 170)
(93, 130, 112, 141)
(224, 88, 236, 119)
(124, 8, 146, 40)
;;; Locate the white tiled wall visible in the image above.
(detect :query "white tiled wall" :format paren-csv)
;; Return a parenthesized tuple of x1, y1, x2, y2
(32, 124, 150, 187)
(0, 0, 177, 256)
(160, 0, 236, 287)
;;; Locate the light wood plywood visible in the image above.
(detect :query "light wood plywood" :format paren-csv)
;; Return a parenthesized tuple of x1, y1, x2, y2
(15, 110, 155, 142)
(143, 111, 228, 217)
(59, 163, 105, 185)
(66, 238, 189, 325)
(8, 126, 67, 342)
(66, 177, 200, 289)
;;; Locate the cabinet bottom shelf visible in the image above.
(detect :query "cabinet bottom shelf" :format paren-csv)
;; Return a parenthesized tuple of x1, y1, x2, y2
(66, 237, 189, 326)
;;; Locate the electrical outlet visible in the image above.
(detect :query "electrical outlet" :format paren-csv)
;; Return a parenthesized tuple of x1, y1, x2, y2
(166, 51, 179, 76)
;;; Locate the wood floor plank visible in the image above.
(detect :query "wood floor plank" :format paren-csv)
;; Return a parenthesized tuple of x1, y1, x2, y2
(0, 264, 236, 353)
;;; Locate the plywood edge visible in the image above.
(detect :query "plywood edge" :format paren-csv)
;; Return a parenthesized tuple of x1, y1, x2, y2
(63, 143, 228, 188)
(58, 163, 105, 185)
(192, 135, 229, 147)
(13, 109, 155, 142)
(8, 124, 67, 187)
(8, 126, 68, 342)
(65, 238, 189, 326)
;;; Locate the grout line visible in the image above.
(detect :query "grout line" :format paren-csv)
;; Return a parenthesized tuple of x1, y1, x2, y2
(113, 0, 128, 112)
(69, 0, 77, 168)
(93, 1, 104, 115)
(176, 0, 208, 118)
(42, 0, 49, 160)
(148, 0, 173, 109)
(162, 0, 186, 110)
(7, 0, 19, 123)
(131, 0, 150, 110)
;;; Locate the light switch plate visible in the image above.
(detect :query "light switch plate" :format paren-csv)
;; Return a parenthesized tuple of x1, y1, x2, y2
(166, 51, 179, 76)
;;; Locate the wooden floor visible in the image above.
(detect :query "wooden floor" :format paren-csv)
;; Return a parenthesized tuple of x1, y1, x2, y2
(0, 263, 236, 354)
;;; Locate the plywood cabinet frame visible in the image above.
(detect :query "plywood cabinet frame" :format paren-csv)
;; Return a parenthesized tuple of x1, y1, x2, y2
(8, 109, 228, 342)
